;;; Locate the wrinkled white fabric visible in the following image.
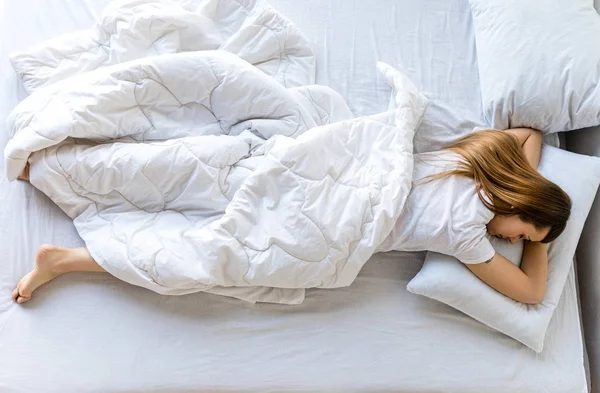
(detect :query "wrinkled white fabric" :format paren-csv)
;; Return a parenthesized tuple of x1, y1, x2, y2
(9, 0, 315, 92)
(4, 1, 428, 304)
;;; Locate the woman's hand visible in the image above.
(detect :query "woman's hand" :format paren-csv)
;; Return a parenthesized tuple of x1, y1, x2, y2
(505, 128, 543, 170)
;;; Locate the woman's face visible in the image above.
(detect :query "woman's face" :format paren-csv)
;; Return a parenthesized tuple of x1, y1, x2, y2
(486, 215, 550, 244)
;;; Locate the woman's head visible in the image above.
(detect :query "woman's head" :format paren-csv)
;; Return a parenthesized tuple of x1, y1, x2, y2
(436, 129, 572, 243)
(486, 214, 550, 244)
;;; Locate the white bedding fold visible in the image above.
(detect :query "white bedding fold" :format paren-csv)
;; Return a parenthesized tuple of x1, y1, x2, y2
(9, 0, 315, 93)
(4, 0, 428, 304)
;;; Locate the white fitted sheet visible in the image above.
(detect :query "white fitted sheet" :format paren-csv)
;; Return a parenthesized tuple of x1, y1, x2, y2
(0, 0, 587, 392)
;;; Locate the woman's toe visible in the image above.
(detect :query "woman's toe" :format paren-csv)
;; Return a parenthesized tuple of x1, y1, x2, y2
(16, 296, 29, 304)
(17, 277, 33, 299)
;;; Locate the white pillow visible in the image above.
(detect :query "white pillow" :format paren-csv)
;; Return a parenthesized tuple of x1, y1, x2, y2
(470, 0, 600, 132)
(407, 146, 600, 352)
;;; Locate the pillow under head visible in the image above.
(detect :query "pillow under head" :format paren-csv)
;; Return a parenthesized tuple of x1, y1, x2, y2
(407, 145, 600, 352)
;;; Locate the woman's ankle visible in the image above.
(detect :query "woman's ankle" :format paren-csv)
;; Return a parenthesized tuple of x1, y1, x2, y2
(51, 247, 105, 274)
(43, 247, 79, 276)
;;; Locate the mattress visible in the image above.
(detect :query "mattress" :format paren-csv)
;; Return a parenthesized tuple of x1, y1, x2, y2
(0, 0, 588, 392)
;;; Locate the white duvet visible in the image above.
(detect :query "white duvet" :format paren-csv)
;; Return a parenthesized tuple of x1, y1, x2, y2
(4, 0, 428, 304)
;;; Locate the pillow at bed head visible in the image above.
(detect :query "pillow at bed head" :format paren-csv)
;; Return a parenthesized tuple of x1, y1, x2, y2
(406, 145, 600, 352)
(469, 0, 600, 132)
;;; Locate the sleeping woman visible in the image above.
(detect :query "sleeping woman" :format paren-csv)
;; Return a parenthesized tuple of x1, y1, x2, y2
(12, 127, 571, 305)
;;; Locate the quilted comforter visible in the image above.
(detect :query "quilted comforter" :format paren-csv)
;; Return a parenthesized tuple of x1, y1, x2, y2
(4, 0, 428, 304)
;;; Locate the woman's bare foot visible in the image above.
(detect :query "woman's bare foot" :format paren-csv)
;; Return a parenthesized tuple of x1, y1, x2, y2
(12, 245, 104, 304)
(17, 162, 30, 182)
(12, 245, 68, 304)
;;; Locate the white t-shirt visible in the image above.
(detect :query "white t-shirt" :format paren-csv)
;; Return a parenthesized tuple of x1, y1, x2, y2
(378, 150, 496, 264)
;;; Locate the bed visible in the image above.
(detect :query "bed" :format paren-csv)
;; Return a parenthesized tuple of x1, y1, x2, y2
(0, 0, 589, 392)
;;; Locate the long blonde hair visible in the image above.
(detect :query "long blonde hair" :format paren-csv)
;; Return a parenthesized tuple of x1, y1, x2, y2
(429, 129, 571, 243)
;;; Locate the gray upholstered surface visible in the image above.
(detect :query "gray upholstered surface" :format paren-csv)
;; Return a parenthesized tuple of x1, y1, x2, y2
(567, 127, 600, 393)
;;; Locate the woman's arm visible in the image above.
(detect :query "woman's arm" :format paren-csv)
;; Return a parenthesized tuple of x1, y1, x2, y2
(465, 241, 548, 304)
(505, 127, 543, 170)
